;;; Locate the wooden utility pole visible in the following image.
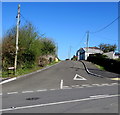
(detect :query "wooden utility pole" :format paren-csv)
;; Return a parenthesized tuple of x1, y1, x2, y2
(14, 4, 20, 75)
(118, 2, 120, 53)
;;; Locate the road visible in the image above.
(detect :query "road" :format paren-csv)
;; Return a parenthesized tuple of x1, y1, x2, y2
(1, 60, 119, 113)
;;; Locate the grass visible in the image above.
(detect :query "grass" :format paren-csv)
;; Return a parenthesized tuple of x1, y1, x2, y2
(47, 61, 59, 66)
(2, 61, 60, 78)
(115, 58, 120, 61)
(95, 64, 105, 71)
(2, 66, 43, 78)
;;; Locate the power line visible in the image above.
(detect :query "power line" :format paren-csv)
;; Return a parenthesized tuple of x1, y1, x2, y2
(80, 32, 86, 43)
(90, 34, 118, 41)
(20, 13, 29, 23)
(75, 32, 86, 49)
(90, 16, 120, 34)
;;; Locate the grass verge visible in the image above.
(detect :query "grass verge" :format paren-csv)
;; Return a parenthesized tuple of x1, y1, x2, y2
(2, 61, 60, 78)
(95, 64, 105, 70)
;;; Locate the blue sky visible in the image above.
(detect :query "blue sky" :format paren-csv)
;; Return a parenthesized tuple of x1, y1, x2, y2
(2, 2, 118, 60)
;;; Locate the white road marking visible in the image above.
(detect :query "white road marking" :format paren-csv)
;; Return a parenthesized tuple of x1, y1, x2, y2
(92, 84, 100, 86)
(73, 74, 86, 80)
(3, 83, 119, 95)
(111, 83, 118, 85)
(106, 84, 115, 86)
(1, 94, 119, 112)
(0, 78, 17, 85)
(22, 91, 34, 94)
(7, 92, 18, 95)
(62, 86, 69, 88)
(36, 89, 47, 92)
(90, 94, 109, 98)
(63, 86, 72, 89)
(71, 85, 80, 87)
(84, 85, 93, 87)
(97, 84, 106, 87)
(60, 79, 63, 89)
(101, 83, 109, 86)
(106, 84, 118, 86)
(82, 84, 90, 87)
(49, 89, 57, 91)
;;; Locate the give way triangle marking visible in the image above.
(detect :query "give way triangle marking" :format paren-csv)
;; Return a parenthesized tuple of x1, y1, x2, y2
(73, 74, 87, 80)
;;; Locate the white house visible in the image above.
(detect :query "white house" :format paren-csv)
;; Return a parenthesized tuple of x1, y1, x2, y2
(76, 47, 103, 60)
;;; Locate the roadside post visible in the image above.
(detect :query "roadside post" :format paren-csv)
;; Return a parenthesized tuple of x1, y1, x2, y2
(8, 67, 15, 77)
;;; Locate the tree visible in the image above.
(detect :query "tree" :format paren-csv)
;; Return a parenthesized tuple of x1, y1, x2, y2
(18, 23, 41, 68)
(2, 27, 16, 69)
(98, 43, 117, 53)
(2, 22, 57, 70)
(40, 38, 56, 56)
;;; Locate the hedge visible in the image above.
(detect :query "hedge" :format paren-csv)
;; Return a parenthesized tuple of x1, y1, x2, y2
(87, 53, 120, 74)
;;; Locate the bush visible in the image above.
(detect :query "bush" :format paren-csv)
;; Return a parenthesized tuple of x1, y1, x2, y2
(2, 22, 57, 70)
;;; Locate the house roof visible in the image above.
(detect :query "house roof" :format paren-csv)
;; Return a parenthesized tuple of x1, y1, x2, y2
(84, 47, 101, 50)
(77, 47, 103, 53)
(76, 47, 104, 56)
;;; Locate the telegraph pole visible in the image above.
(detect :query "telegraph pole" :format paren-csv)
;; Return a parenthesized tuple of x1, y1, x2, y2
(86, 31, 89, 60)
(14, 4, 20, 75)
(118, 2, 120, 53)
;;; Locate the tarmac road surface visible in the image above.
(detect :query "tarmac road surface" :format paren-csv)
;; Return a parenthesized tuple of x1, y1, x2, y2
(1, 60, 119, 113)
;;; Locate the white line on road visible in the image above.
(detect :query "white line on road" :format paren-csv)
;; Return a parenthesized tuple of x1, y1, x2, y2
(92, 84, 100, 86)
(60, 79, 63, 89)
(101, 83, 109, 86)
(111, 83, 118, 85)
(82, 84, 91, 87)
(1, 94, 119, 112)
(3, 83, 119, 95)
(63, 86, 72, 89)
(106, 84, 118, 86)
(7, 92, 18, 95)
(36, 89, 47, 92)
(49, 89, 58, 91)
(71, 85, 80, 87)
(89, 94, 109, 98)
(0, 78, 17, 85)
(22, 91, 34, 94)
(84, 85, 93, 87)
(63, 86, 69, 88)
